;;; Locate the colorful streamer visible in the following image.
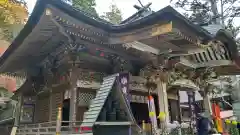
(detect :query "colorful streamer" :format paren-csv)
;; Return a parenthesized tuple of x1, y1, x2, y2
(212, 103, 223, 133)
(148, 96, 158, 134)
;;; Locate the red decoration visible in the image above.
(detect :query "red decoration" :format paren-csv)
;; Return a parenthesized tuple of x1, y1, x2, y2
(100, 52, 104, 57)
(212, 103, 220, 117)
(60, 76, 65, 81)
(95, 48, 105, 57)
(80, 126, 92, 132)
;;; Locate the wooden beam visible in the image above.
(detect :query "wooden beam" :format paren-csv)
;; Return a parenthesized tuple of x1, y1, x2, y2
(74, 37, 142, 62)
(109, 22, 173, 44)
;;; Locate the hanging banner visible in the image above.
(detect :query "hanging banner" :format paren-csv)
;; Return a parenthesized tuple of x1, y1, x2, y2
(148, 96, 159, 135)
(212, 103, 223, 133)
(119, 72, 130, 102)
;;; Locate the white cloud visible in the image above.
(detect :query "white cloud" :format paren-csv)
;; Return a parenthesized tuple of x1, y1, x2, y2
(25, 0, 36, 14)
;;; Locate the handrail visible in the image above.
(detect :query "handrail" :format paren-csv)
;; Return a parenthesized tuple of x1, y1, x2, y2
(16, 121, 194, 135)
(16, 121, 143, 135)
(16, 121, 91, 135)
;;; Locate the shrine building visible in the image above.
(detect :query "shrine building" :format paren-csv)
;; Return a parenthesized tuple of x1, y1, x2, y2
(0, 0, 239, 134)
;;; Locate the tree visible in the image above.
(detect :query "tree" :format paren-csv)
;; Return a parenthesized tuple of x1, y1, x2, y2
(72, 0, 98, 16)
(0, 0, 28, 41)
(170, 0, 240, 38)
(101, 3, 122, 24)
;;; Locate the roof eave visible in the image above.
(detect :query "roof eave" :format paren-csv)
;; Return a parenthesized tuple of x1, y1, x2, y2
(0, 0, 47, 70)
(0, 0, 216, 73)
(216, 29, 239, 66)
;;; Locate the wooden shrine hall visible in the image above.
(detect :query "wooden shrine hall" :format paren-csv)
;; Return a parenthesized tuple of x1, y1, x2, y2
(0, 0, 240, 134)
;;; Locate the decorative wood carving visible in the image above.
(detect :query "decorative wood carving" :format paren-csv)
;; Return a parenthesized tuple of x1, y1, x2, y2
(197, 39, 226, 55)
(151, 22, 172, 36)
(111, 56, 133, 73)
(77, 69, 106, 82)
(139, 60, 220, 93)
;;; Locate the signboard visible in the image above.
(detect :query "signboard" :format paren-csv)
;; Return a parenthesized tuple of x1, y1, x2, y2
(119, 73, 130, 103)
(20, 104, 34, 123)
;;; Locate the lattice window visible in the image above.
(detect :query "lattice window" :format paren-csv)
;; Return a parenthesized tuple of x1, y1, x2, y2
(78, 92, 96, 106)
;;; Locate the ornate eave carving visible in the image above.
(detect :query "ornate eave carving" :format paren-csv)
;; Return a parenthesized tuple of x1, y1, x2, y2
(77, 69, 106, 82)
(197, 39, 226, 54)
(139, 61, 220, 92)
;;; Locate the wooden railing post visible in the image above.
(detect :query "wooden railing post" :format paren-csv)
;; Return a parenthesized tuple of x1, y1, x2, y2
(56, 107, 62, 135)
(11, 93, 23, 135)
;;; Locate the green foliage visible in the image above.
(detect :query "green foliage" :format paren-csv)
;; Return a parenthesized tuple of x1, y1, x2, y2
(101, 3, 122, 24)
(0, 0, 28, 41)
(0, 10, 13, 41)
(228, 126, 240, 135)
(170, 0, 240, 38)
(72, 0, 98, 16)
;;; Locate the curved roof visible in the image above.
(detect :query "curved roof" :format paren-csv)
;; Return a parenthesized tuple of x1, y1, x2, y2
(0, 0, 213, 66)
(0, 0, 239, 75)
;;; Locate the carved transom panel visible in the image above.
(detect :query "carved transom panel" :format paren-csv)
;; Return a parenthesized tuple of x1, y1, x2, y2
(131, 95, 148, 103)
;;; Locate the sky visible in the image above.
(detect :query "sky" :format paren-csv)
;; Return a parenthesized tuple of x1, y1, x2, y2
(25, 0, 172, 19)
(25, 0, 239, 29)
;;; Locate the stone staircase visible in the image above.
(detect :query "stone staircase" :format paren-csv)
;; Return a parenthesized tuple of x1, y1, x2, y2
(80, 73, 142, 135)
(81, 74, 118, 128)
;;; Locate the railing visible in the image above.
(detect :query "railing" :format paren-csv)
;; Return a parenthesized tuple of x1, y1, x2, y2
(16, 121, 89, 135)
(0, 101, 16, 121)
(16, 121, 195, 135)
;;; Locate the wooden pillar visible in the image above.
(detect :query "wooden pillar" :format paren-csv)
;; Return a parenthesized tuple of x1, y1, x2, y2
(11, 92, 23, 135)
(169, 99, 180, 122)
(70, 88, 77, 123)
(156, 77, 169, 123)
(14, 93, 23, 126)
(202, 87, 212, 117)
(187, 91, 196, 132)
(232, 89, 240, 121)
(177, 91, 182, 123)
(203, 94, 212, 117)
(69, 68, 78, 125)
(49, 90, 52, 121)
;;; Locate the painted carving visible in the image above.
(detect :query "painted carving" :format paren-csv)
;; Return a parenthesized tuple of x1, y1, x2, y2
(78, 70, 105, 82)
(45, 8, 52, 16)
(120, 35, 135, 43)
(197, 39, 226, 56)
(211, 40, 226, 55)
(151, 22, 172, 36)
(76, 80, 101, 89)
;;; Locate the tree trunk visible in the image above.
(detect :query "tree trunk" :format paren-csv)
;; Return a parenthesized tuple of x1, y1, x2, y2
(209, 0, 220, 24)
